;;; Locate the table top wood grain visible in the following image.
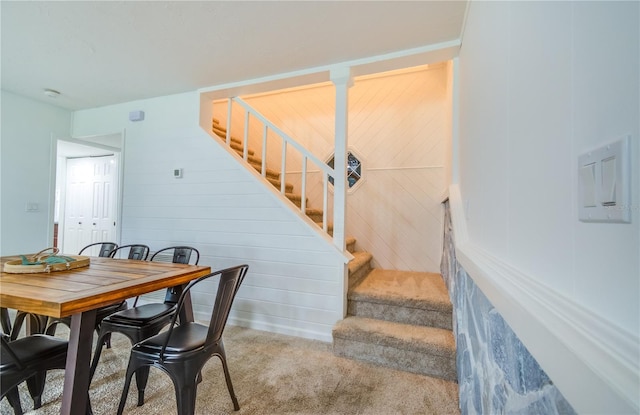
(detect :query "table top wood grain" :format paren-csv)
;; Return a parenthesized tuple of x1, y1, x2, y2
(0, 255, 211, 318)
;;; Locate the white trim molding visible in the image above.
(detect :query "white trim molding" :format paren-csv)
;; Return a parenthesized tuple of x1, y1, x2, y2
(448, 184, 639, 414)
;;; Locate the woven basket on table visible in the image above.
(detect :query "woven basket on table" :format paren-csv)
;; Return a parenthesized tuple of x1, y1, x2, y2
(3, 247, 90, 274)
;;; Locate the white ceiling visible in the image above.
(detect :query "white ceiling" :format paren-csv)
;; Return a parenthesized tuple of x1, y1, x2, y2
(1, 1, 467, 111)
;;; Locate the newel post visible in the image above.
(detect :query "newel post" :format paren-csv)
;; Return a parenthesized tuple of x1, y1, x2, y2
(331, 67, 353, 319)
(330, 67, 353, 253)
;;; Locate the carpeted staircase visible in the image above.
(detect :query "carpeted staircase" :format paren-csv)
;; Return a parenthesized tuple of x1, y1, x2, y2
(333, 241, 457, 381)
(212, 119, 331, 233)
(211, 116, 456, 382)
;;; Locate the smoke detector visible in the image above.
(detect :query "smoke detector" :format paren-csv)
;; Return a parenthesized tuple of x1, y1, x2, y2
(43, 89, 60, 98)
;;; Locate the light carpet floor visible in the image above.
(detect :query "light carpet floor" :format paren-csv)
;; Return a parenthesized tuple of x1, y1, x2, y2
(1, 325, 460, 415)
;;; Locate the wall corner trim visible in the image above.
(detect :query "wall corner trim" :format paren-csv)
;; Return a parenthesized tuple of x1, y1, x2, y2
(448, 184, 639, 414)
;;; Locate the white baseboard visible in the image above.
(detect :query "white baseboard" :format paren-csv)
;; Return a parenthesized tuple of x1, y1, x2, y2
(191, 310, 334, 343)
(227, 316, 333, 343)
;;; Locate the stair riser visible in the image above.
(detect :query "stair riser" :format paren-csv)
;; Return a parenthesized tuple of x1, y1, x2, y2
(211, 124, 234, 137)
(333, 338, 456, 381)
(346, 241, 355, 253)
(212, 129, 242, 145)
(287, 195, 307, 208)
(250, 162, 280, 180)
(231, 143, 255, 156)
(267, 178, 294, 193)
(348, 263, 371, 290)
(347, 300, 452, 330)
(306, 212, 323, 223)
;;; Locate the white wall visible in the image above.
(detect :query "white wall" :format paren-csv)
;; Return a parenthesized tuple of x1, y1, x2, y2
(0, 91, 71, 255)
(458, 1, 639, 412)
(226, 66, 449, 272)
(72, 91, 347, 341)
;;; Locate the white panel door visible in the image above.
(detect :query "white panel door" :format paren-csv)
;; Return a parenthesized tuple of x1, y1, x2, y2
(63, 156, 117, 255)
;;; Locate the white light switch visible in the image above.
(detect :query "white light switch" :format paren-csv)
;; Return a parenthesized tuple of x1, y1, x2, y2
(580, 163, 596, 207)
(578, 135, 631, 223)
(601, 156, 616, 206)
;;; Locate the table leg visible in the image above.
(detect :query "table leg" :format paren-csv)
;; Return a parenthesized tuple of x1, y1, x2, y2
(178, 286, 194, 323)
(61, 309, 96, 415)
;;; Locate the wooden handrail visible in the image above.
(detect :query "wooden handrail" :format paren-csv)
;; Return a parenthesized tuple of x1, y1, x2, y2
(216, 97, 337, 242)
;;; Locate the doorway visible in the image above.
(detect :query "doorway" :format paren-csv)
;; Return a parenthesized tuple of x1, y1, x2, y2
(55, 134, 123, 255)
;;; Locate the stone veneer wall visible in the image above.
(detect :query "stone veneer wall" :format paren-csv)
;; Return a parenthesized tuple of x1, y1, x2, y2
(441, 201, 576, 415)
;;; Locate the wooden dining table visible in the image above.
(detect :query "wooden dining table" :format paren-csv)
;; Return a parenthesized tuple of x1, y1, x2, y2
(0, 255, 211, 415)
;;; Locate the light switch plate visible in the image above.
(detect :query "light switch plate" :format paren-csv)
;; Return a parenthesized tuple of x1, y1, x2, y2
(578, 135, 631, 223)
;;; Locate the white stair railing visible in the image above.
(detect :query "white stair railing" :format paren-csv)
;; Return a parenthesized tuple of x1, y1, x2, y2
(217, 97, 337, 243)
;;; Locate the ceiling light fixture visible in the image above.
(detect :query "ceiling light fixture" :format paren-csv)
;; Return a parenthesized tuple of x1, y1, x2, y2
(44, 88, 60, 98)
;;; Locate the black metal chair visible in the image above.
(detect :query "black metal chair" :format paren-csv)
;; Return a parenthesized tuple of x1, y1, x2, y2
(109, 244, 150, 261)
(116, 264, 249, 415)
(89, 246, 199, 406)
(1, 334, 68, 414)
(78, 241, 118, 258)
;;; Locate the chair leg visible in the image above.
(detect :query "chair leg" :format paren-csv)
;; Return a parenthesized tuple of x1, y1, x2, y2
(218, 353, 239, 411)
(103, 332, 112, 349)
(25, 372, 46, 409)
(117, 362, 137, 415)
(5, 386, 24, 415)
(88, 331, 111, 382)
(135, 367, 151, 406)
(173, 380, 198, 415)
(95, 322, 112, 349)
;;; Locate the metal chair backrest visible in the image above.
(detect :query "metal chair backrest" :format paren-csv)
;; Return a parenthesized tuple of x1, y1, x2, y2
(79, 242, 118, 258)
(150, 246, 200, 305)
(150, 246, 200, 265)
(110, 244, 150, 261)
(159, 264, 248, 360)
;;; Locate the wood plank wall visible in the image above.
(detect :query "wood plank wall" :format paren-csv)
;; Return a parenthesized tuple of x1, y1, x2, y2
(121, 125, 346, 341)
(233, 64, 449, 272)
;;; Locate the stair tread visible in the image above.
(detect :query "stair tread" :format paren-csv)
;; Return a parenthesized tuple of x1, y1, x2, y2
(248, 159, 279, 178)
(349, 269, 452, 313)
(314, 222, 333, 231)
(333, 316, 455, 358)
(231, 143, 256, 156)
(286, 193, 304, 201)
(212, 128, 242, 145)
(348, 251, 372, 274)
(267, 177, 294, 192)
